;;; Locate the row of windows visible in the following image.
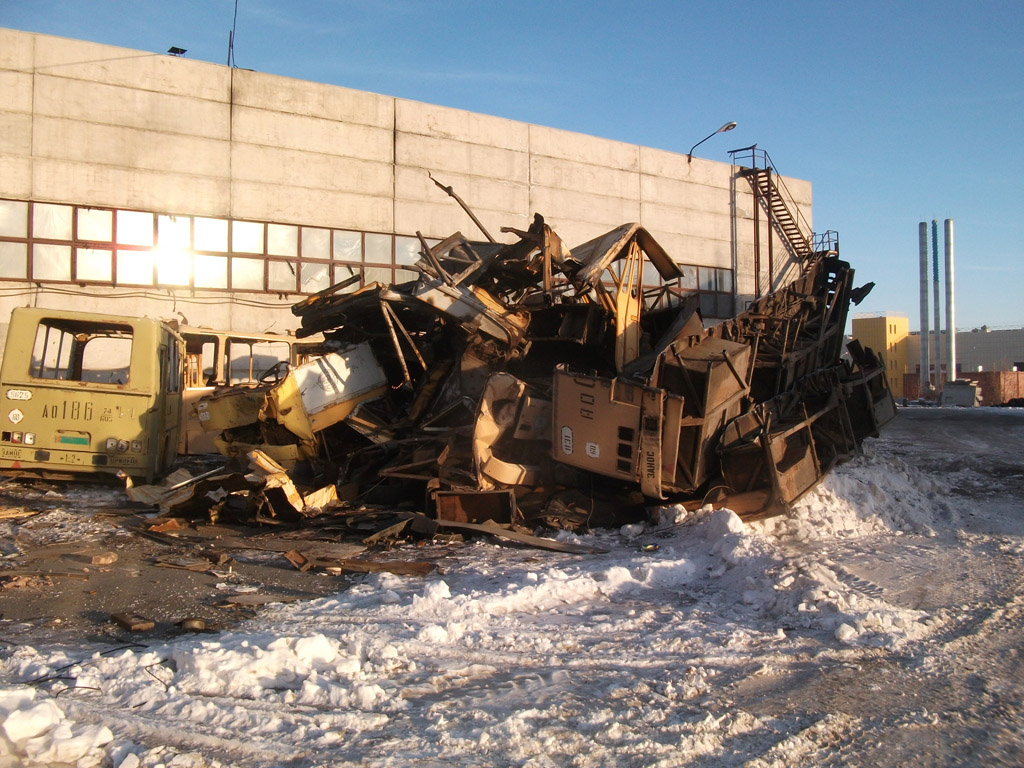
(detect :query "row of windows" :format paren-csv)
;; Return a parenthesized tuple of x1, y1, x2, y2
(0, 199, 735, 314)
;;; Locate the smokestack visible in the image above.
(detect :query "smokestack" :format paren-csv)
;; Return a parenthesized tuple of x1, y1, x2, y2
(919, 222, 930, 392)
(931, 220, 942, 384)
(945, 219, 956, 382)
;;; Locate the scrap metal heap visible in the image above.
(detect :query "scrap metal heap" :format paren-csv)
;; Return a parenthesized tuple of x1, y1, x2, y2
(198, 213, 895, 530)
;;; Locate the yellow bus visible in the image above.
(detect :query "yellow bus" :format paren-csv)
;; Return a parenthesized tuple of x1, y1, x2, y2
(177, 326, 323, 454)
(0, 307, 184, 481)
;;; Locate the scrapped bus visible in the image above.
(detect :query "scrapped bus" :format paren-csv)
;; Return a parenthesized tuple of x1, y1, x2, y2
(0, 307, 184, 481)
(177, 326, 323, 454)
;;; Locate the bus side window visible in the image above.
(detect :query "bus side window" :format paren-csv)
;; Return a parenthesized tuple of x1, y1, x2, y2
(166, 339, 181, 393)
(251, 341, 291, 381)
(31, 321, 132, 384)
(31, 323, 75, 379)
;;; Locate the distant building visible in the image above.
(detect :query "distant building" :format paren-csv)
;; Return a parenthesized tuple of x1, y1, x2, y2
(848, 314, 908, 397)
(852, 313, 1024, 403)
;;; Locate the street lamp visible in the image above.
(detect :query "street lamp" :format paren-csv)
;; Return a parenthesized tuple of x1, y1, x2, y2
(687, 121, 737, 163)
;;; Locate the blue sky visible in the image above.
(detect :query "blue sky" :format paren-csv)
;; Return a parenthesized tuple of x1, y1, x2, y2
(4, 0, 1022, 331)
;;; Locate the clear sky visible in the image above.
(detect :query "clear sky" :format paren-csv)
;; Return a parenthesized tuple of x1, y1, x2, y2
(4, 0, 1022, 331)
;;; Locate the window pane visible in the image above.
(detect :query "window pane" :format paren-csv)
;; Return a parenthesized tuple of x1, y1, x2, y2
(395, 268, 418, 284)
(717, 268, 733, 294)
(333, 231, 361, 262)
(717, 294, 734, 317)
(232, 220, 264, 254)
(33, 203, 73, 240)
(364, 233, 391, 263)
(678, 265, 698, 291)
(194, 254, 227, 288)
(0, 200, 28, 237)
(0, 242, 28, 278)
(116, 210, 154, 246)
(300, 261, 330, 293)
(641, 260, 661, 286)
(364, 266, 391, 285)
(333, 263, 361, 290)
(268, 224, 298, 257)
(231, 257, 263, 290)
(394, 236, 421, 266)
(268, 260, 296, 291)
(116, 250, 154, 285)
(32, 244, 72, 281)
(157, 250, 193, 286)
(158, 215, 191, 249)
(78, 208, 112, 242)
(700, 292, 718, 319)
(195, 217, 228, 251)
(699, 267, 716, 292)
(76, 248, 112, 282)
(301, 227, 330, 260)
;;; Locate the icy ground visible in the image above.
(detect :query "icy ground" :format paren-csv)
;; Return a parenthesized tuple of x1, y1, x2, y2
(2, 407, 1023, 767)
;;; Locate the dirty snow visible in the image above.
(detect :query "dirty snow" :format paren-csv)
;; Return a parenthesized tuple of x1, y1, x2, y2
(2, 407, 1023, 767)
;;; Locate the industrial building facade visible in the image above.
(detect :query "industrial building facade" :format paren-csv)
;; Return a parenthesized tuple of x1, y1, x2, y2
(0, 27, 811, 354)
(851, 314, 1024, 403)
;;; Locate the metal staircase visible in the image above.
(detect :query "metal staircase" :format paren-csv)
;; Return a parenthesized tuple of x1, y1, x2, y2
(730, 147, 838, 295)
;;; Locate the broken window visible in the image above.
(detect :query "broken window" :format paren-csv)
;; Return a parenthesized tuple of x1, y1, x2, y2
(30, 318, 133, 384)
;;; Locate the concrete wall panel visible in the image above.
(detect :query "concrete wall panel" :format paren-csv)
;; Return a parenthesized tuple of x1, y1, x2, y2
(530, 155, 639, 200)
(529, 185, 640, 230)
(33, 117, 230, 178)
(231, 180, 393, 232)
(394, 166, 528, 215)
(0, 110, 33, 156)
(232, 105, 392, 163)
(530, 124, 638, 172)
(640, 148, 732, 188)
(234, 69, 393, 128)
(396, 132, 528, 182)
(640, 174, 731, 214)
(32, 159, 229, 216)
(641, 202, 732, 243)
(31, 35, 229, 101)
(232, 143, 393, 198)
(33, 74, 229, 139)
(397, 99, 528, 152)
(0, 155, 31, 200)
(0, 28, 35, 70)
(0, 71, 32, 113)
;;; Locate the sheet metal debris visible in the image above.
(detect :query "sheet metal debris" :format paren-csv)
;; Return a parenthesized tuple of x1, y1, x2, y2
(164, 195, 893, 540)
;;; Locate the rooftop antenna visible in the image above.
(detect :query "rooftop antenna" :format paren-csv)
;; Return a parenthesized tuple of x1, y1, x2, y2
(227, 0, 239, 67)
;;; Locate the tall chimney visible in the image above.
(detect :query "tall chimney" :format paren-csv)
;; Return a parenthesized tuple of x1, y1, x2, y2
(919, 222, 930, 392)
(931, 221, 942, 385)
(944, 219, 956, 382)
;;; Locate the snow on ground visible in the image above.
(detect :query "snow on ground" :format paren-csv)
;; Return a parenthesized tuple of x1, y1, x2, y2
(1, 408, 1023, 767)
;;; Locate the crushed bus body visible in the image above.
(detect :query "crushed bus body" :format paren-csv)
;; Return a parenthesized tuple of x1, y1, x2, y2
(187, 211, 895, 528)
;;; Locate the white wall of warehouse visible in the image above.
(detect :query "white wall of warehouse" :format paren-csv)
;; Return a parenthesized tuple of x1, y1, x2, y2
(0, 27, 811, 341)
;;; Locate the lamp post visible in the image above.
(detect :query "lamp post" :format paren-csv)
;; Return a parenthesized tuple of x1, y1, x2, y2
(687, 121, 737, 163)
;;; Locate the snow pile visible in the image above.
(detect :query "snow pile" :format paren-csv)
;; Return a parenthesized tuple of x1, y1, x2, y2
(0, 685, 112, 766)
(0, 450, 976, 766)
(759, 450, 956, 540)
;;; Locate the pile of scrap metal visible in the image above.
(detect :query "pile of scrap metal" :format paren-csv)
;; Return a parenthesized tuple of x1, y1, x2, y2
(196, 213, 895, 531)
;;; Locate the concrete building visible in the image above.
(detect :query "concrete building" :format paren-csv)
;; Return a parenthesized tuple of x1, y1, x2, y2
(0, 27, 813, 357)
